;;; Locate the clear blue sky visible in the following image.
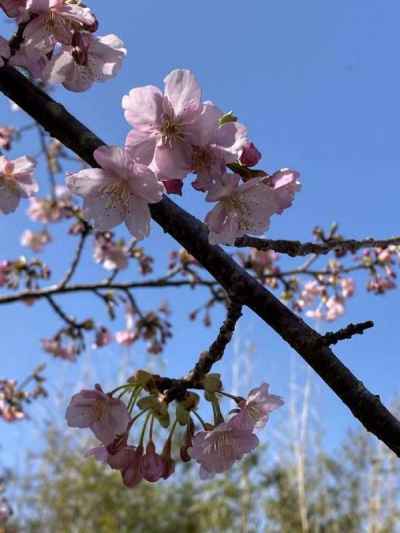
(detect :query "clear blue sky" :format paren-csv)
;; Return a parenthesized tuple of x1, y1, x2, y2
(1, 0, 400, 469)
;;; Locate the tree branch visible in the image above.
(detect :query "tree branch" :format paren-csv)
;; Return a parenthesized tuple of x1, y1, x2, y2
(0, 278, 217, 306)
(321, 320, 374, 346)
(1, 66, 400, 455)
(235, 235, 400, 257)
(185, 299, 243, 385)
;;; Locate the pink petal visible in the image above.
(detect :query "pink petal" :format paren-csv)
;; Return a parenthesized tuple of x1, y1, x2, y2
(125, 130, 157, 165)
(124, 196, 151, 240)
(122, 86, 163, 130)
(164, 69, 202, 121)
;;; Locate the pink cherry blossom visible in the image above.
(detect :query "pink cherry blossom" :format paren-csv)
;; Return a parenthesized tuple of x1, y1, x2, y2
(8, 43, 49, 79)
(41, 338, 78, 361)
(239, 142, 262, 167)
(45, 33, 126, 92)
(189, 102, 247, 191)
(121, 445, 144, 488)
(229, 383, 284, 431)
(0, 126, 15, 150)
(20, 228, 51, 252)
(92, 327, 112, 349)
(93, 233, 129, 271)
(161, 438, 175, 479)
(190, 420, 259, 477)
(325, 296, 345, 321)
(115, 303, 137, 346)
(264, 168, 301, 214)
(27, 185, 71, 223)
(66, 385, 131, 445)
(250, 249, 278, 272)
(66, 145, 165, 239)
(123, 69, 203, 180)
(0, 261, 10, 286)
(140, 441, 165, 482)
(24, 0, 97, 52)
(0, 156, 38, 215)
(162, 178, 183, 195)
(0, 0, 27, 19)
(205, 173, 280, 245)
(341, 278, 355, 298)
(0, 37, 10, 68)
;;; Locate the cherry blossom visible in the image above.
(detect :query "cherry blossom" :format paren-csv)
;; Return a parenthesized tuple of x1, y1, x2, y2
(0, 156, 38, 215)
(20, 228, 51, 252)
(123, 69, 203, 181)
(41, 338, 78, 361)
(230, 383, 284, 431)
(189, 102, 247, 191)
(205, 173, 280, 245)
(264, 168, 301, 214)
(9, 45, 49, 79)
(0, 126, 15, 150)
(0, 37, 10, 68)
(24, 0, 97, 52)
(92, 327, 112, 349)
(0, 261, 10, 286)
(0, 0, 27, 20)
(140, 441, 165, 482)
(190, 420, 259, 477)
(66, 385, 131, 445)
(66, 145, 165, 239)
(93, 233, 128, 271)
(120, 446, 144, 488)
(115, 303, 137, 346)
(45, 33, 126, 92)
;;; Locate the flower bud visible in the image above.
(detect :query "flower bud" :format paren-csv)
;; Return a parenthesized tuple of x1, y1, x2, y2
(203, 373, 222, 394)
(240, 142, 262, 167)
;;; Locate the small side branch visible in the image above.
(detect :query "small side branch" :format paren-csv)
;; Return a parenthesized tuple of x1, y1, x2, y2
(185, 300, 243, 385)
(235, 235, 400, 257)
(322, 320, 374, 346)
(59, 230, 89, 288)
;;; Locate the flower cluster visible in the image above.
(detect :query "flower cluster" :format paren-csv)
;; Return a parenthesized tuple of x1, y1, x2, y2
(1, 0, 126, 92)
(0, 255, 50, 290)
(27, 185, 73, 223)
(0, 155, 37, 214)
(67, 69, 300, 244)
(66, 372, 283, 488)
(0, 367, 46, 422)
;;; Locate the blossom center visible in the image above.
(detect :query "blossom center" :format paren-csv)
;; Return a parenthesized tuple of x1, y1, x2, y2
(160, 117, 184, 147)
(101, 181, 131, 210)
(223, 194, 252, 231)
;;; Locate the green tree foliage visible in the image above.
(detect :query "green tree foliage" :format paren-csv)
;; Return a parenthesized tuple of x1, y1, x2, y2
(10, 406, 400, 532)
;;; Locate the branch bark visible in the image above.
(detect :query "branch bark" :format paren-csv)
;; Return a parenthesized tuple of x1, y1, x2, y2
(1, 66, 399, 455)
(235, 235, 400, 257)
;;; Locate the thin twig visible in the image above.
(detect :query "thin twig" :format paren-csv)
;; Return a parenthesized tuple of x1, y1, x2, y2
(0, 278, 218, 306)
(322, 320, 374, 346)
(58, 230, 88, 288)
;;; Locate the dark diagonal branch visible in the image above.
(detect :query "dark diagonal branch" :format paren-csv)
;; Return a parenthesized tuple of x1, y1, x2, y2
(1, 66, 400, 455)
(235, 235, 400, 257)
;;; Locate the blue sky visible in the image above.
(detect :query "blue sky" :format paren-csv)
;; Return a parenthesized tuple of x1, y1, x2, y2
(1, 0, 400, 470)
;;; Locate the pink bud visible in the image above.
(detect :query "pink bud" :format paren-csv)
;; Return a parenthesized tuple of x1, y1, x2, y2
(239, 142, 261, 167)
(162, 179, 183, 195)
